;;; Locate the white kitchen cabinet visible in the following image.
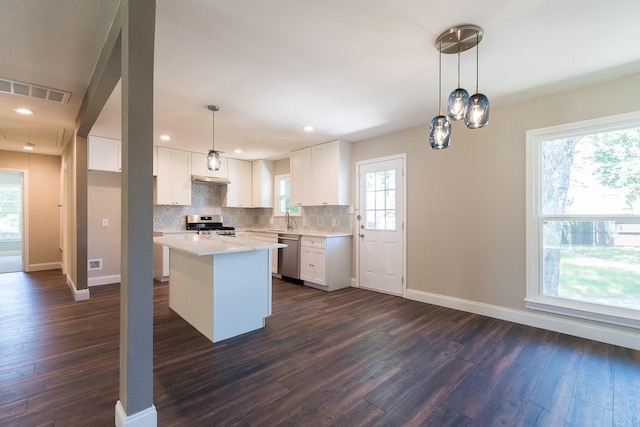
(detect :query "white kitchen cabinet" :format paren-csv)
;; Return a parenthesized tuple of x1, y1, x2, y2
(311, 140, 351, 205)
(300, 235, 352, 291)
(154, 147, 192, 205)
(251, 232, 279, 273)
(88, 135, 121, 172)
(290, 147, 312, 207)
(290, 140, 351, 206)
(251, 159, 274, 208)
(153, 231, 195, 281)
(300, 243, 326, 285)
(153, 146, 158, 176)
(191, 152, 228, 179)
(223, 158, 252, 207)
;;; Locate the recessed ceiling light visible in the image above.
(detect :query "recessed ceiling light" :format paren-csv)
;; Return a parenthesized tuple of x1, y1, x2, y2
(23, 143, 35, 151)
(15, 108, 34, 115)
(234, 149, 243, 154)
(302, 125, 314, 132)
(160, 134, 170, 141)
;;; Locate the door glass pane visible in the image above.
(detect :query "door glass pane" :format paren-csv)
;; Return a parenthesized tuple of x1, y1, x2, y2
(364, 169, 396, 231)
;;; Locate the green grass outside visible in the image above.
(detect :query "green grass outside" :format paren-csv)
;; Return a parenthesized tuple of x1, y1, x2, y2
(557, 246, 640, 302)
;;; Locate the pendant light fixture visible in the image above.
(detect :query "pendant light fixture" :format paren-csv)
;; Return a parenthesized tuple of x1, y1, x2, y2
(429, 40, 451, 150)
(465, 31, 490, 129)
(206, 105, 221, 171)
(447, 47, 469, 121)
(430, 25, 489, 149)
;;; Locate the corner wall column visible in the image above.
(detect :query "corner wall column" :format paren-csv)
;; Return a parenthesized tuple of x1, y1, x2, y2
(115, 0, 157, 425)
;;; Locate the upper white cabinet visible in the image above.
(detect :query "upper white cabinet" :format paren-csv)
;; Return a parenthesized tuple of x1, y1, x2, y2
(154, 147, 192, 205)
(252, 159, 274, 208)
(291, 140, 351, 206)
(88, 136, 121, 172)
(290, 147, 312, 207)
(191, 152, 228, 179)
(223, 158, 252, 207)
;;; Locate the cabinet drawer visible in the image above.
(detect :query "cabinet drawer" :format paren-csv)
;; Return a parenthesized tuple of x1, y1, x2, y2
(301, 236, 326, 249)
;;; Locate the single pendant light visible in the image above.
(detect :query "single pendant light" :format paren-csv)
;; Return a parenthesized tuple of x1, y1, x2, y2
(447, 47, 469, 121)
(429, 41, 451, 149)
(465, 32, 489, 129)
(207, 105, 221, 171)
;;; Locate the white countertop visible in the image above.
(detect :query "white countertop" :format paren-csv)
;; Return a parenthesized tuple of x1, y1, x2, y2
(154, 234, 285, 256)
(241, 228, 352, 238)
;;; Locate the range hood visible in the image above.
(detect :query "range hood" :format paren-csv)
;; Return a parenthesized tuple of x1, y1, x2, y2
(191, 175, 231, 185)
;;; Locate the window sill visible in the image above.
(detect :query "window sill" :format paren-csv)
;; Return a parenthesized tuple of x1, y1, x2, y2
(525, 297, 640, 329)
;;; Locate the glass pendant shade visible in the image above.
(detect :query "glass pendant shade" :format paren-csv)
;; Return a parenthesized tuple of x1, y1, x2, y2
(447, 87, 469, 121)
(207, 149, 221, 171)
(464, 93, 490, 129)
(429, 115, 451, 149)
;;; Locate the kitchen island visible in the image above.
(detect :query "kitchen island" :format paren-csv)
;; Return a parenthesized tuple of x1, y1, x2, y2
(153, 234, 285, 343)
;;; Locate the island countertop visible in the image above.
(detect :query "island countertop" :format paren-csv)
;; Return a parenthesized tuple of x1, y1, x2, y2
(153, 234, 285, 257)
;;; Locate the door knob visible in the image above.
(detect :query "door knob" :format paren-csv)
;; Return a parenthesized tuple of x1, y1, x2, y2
(359, 233, 365, 238)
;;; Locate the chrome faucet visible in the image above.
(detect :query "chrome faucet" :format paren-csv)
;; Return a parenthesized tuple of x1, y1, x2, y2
(286, 212, 292, 230)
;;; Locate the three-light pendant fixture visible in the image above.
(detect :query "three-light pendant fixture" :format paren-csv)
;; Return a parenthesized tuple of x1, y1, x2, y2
(429, 25, 490, 150)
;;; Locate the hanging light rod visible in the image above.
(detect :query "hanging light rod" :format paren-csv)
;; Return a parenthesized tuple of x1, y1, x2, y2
(435, 24, 483, 54)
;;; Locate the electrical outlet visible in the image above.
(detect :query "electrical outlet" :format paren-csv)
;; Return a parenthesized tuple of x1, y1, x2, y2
(101, 218, 109, 227)
(302, 218, 307, 226)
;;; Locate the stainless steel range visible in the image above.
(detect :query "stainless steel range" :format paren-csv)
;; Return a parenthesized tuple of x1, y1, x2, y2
(185, 214, 235, 236)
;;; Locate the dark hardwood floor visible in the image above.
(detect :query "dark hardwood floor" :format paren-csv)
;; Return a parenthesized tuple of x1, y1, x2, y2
(1, 270, 639, 426)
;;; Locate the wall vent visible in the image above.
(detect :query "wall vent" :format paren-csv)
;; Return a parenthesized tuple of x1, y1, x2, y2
(88, 258, 103, 271)
(0, 77, 71, 104)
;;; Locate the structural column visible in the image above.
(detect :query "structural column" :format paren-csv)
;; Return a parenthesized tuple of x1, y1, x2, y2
(115, 0, 157, 425)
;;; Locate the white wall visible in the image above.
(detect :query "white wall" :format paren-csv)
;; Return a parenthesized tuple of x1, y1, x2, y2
(351, 71, 640, 349)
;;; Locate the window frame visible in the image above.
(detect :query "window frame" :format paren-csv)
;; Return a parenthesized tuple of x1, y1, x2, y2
(525, 111, 640, 329)
(273, 174, 300, 217)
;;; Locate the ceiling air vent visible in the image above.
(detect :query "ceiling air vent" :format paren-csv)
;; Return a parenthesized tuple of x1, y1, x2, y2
(0, 78, 71, 104)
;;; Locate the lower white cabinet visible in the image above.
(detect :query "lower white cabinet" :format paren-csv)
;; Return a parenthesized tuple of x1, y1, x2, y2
(251, 232, 279, 274)
(153, 231, 195, 281)
(300, 235, 352, 291)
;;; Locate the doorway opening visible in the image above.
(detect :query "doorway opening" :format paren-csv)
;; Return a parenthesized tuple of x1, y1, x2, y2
(0, 171, 24, 273)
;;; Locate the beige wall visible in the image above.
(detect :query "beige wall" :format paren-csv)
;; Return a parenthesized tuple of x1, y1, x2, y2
(0, 150, 61, 269)
(88, 171, 121, 280)
(351, 71, 640, 337)
(274, 158, 290, 175)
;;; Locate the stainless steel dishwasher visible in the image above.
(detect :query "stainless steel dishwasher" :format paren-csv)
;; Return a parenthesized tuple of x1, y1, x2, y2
(278, 233, 300, 279)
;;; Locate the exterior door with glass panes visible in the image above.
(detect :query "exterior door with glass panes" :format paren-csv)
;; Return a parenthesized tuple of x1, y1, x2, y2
(357, 156, 405, 295)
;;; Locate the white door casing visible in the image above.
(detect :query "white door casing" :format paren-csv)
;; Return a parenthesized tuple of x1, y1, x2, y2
(356, 155, 406, 296)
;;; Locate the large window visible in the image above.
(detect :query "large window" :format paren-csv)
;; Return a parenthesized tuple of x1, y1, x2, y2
(274, 174, 299, 217)
(526, 112, 640, 328)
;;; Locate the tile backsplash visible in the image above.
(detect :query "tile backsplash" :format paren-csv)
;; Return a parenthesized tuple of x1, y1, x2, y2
(153, 181, 353, 233)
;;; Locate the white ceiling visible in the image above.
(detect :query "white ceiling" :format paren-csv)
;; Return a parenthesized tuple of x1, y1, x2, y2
(2, 0, 640, 159)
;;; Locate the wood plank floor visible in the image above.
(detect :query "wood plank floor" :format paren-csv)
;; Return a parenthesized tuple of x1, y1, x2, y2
(1, 270, 639, 426)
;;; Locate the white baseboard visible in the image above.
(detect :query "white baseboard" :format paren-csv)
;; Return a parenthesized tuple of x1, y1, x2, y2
(89, 274, 121, 287)
(66, 274, 90, 301)
(115, 401, 157, 427)
(29, 262, 62, 272)
(405, 288, 640, 351)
